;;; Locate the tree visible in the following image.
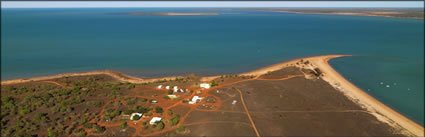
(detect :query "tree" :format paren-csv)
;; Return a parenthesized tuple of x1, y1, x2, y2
(167, 109, 173, 116)
(94, 125, 106, 133)
(170, 115, 181, 126)
(155, 106, 163, 113)
(168, 89, 173, 94)
(177, 125, 185, 132)
(140, 98, 147, 102)
(135, 106, 152, 113)
(126, 99, 136, 105)
(211, 80, 218, 87)
(157, 122, 164, 130)
(88, 101, 103, 107)
(120, 121, 127, 129)
(124, 110, 134, 115)
(127, 84, 135, 89)
(83, 123, 94, 129)
(18, 108, 31, 115)
(132, 115, 141, 120)
(48, 128, 58, 137)
(33, 112, 49, 122)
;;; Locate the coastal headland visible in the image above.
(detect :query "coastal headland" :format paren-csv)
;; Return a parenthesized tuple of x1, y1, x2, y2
(201, 8, 424, 19)
(1, 55, 423, 136)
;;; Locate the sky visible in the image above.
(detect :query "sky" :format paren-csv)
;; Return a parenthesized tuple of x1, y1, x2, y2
(1, 1, 424, 8)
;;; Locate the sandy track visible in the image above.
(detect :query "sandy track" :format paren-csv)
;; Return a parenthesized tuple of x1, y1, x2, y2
(235, 88, 260, 137)
(1, 54, 423, 136)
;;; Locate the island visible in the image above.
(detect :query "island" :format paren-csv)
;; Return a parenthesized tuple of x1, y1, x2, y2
(126, 12, 219, 16)
(1, 55, 423, 137)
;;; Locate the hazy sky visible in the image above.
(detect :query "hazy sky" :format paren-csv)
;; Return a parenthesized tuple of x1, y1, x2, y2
(2, 1, 424, 8)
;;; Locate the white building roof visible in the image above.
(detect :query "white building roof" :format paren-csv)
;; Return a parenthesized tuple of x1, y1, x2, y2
(149, 117, 162, 125)
(157, 85, 163, 89)
(173, 86, 179, 92)
(130, 113, 143, 120)
(200, 83, 210, 89)
(191, 96, 203, 103)
(165, 86, 170, 89)
(167, 95, 177, 99)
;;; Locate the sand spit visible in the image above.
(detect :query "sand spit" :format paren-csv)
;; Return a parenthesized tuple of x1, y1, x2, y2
(276, 11, 424, 19)
(1, 55, 423, 136)
(128, 12, 219, 16)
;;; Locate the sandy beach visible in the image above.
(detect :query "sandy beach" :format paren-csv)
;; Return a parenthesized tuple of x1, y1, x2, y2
(245, 54, 423, 136)
(0, 70, 180, 85)
(310, 55, 424, 136)
(1, 54, 423, 136)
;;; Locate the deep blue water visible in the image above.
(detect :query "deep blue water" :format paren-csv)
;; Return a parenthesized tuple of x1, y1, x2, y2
(1, 8, 423, 125)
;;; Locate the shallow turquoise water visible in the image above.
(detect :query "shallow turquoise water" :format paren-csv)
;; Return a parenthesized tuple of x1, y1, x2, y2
(1, 8, 423, 125)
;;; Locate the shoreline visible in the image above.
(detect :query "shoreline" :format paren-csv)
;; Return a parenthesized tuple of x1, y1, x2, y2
(1, 54, 423, 136)
(273, 11, 424, 19)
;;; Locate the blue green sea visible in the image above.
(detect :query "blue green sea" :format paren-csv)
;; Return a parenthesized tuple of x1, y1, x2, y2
(1, 8, 423, 125)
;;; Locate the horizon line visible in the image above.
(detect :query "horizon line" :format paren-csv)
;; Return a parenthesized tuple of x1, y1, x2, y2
(2, 1, 424, 8)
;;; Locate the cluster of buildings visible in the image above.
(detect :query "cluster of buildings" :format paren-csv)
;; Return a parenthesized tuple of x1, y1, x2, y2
(123, 112, 162, 125)
(157, 83, 210, 92)
(157, 85, 189, 93)
(156, 83, 212, 105)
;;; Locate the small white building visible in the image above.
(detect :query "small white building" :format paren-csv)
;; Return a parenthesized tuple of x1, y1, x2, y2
(200, 83, 210, 89)
(189, 96, 203, 104)
(179, 89, 184, 92)
(151, 100, 158, 104)
(167, 95, 178, 99)
(232, 100, 237, 105)
(149, 117, 162, 125)
(157, 85, 163, 89)
(130, 113, 143, 120)
(165, 86, 170, 89)
(173, 86, 179, 92)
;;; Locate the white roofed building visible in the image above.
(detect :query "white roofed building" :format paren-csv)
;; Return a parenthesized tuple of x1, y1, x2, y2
(150, 117, 162, 125)
(165, 86, 170, 89)
(188, 96, 203, 104)
(130, 113, 143, 120)
(200, 83, 210, 89)
(157, 85, 163, 89)
(167, 95, 177, 99)
(173, 86, 179, 92)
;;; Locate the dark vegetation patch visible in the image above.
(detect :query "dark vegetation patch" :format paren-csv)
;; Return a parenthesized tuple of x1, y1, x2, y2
(259, 67, 306, 79)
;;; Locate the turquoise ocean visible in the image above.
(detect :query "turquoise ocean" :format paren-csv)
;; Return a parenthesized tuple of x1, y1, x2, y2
(1, 8, 423, 125)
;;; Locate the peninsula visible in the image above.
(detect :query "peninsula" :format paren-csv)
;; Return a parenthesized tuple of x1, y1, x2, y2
(1, 55, 423, 137)
(202, 8, 424, 19)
